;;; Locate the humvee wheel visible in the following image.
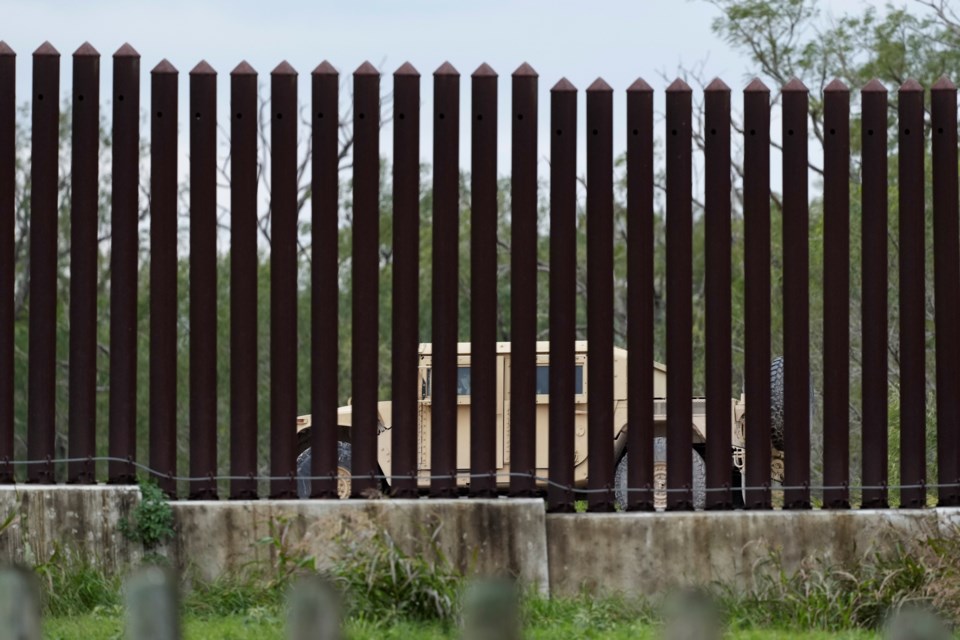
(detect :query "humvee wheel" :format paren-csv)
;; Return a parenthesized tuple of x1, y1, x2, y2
(614, 437, 706, 510)
(770, 356, 785, 451)
(653, 456, 668, 510)
(295, 441, 352, 499)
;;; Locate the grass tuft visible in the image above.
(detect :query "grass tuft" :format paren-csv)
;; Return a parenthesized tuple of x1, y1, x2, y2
(32, 548, 121, 618)
(333, 528, 463, 625)
(719, 522, 960, 631)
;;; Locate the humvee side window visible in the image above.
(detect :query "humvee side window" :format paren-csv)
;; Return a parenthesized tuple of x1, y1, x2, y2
(534, 365, 585, 395)
(535, 366, 549, 394)
(457, 367, 471, 396)
(421, 367, 471, 397)
(422, 370, 431, 398)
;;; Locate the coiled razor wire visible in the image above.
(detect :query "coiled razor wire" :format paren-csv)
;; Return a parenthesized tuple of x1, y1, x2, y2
(2, 456, 959, 495)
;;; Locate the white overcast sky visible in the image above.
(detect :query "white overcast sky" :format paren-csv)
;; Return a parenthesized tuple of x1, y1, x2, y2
(4, 0, 891, 205)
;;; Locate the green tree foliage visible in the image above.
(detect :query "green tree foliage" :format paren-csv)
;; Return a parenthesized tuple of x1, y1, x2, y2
(704, 0, 954, 493)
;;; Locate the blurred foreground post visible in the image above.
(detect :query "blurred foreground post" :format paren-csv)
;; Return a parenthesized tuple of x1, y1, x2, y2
(460, 578, 521, 640)
(662, 588, 722, 640)
(124, 566, 180, 640)
(286, 574, 343, 640)
(884, 607, 951, 640)
(0, 566, 41, 640)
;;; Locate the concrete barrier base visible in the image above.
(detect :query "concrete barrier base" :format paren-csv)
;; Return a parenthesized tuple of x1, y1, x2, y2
(173, 498, 549, 593)
(0, 487, 548, 593)
(546, 509, 959, 597)
(1, 486, 958, 600)
(0, 485, 142, 570)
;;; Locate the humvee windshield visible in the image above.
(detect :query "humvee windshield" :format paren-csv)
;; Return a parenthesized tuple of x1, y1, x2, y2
(422, 364, 584, 398)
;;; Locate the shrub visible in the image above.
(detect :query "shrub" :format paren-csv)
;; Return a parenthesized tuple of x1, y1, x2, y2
(119, 479, 175, 550)
(333, 528, 463, 624)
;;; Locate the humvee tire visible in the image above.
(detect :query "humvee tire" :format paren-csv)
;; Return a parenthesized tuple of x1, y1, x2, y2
(614, 437, 706, 510)
(296, 442, 352, 500)
(769, 355, 815, 454)
(770, 356, 785, 451)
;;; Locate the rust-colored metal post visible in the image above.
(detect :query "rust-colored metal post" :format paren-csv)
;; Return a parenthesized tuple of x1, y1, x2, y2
(67, 43, 99, 484)
(351, 62, 380, 498)
(665, 79, 693, 511)
(780, 79, 810, 509)
(822, 80, 851, 509)
(548, 77, 576, 512)
(860, 79, 889, 509)
(626, 78, 655, 511)
(431, 62, 460, 498)
(704, 78, 732, 510)
(27, 42, 60, 484)
(470, 63, 497, 498)
(188, 61, 218, 500)
(510, 63, 538, 497)
(743, 79, 771, 509)
(586, 78, 614, 512)
(898, 79, 926, 509)
(230, 61, 259, 499)
(0, 42, 12, 483)
(932, 76, 960, 507)
(150, 59, 179, 496)
(269, 61, 298, 499)
(387, 66, 422, 500)
(108, 44, 140, 485)
(310, 61, 340, 499)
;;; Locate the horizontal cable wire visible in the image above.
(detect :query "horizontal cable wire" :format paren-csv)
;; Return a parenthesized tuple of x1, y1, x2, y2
(1, 456, 956, 495)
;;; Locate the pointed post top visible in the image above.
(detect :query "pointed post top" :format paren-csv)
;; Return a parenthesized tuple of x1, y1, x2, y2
(394, 61, 419, 77)
(512, 62, 537, 77)
(190, 59, 216, 75)
(312, 60, 337, 76)
(471, 62, 497, 78)
(551, 77, 576, 92)
(113, 42, 139, 58)
(744, 77, 770, 93)
(151, 58, 178, 74)
(705, 77, 730, 92)
(33, 41, 59, 57)
(824, 78, 849, 93)
(899, 78, 923, 92)
(434, 61, 459, 76)
(627, 77, 652, 93)
(271, 60, 297, 76)
(231, 60, 257, 76)
(932, 75, 956, 91)
(73, 42, 99, 57)
(587, 77, 613, 92)
(666, 77, 691, 93)
(861, 78, 887, 93)
(0, 41, 14, 57)
(354, 60, 378, 76)
(781, 77, 807, 92)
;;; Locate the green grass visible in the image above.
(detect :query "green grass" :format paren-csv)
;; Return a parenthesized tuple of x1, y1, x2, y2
(43, 613, 882, 640)
(30, 517, 960, 638)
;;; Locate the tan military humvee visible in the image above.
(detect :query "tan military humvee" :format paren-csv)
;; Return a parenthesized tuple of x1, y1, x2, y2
(295, 341, 785, 509)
